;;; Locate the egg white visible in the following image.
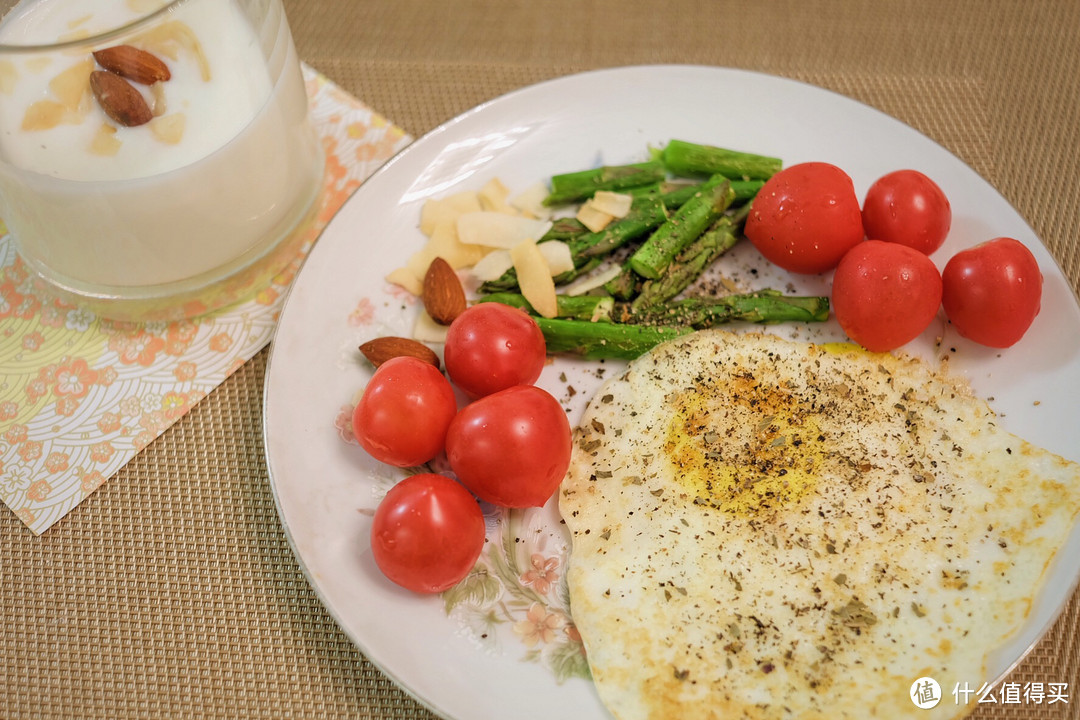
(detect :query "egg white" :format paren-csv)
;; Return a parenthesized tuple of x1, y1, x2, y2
(561, 329, 1080, 720)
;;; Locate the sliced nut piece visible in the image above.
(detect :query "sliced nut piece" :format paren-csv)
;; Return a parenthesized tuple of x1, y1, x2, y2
(413, 310, 450, 344)
(26, 57, 53, 73)
(49, 59, 94, 112)
(511, 238, 558, 319)
(576, 199, 614, 232)
(423, 256, 467, 325)
(22, 100, 66, 131)
(90, 70, 153, 127)
(591, 190, 634, 218)
(89, 123, 122, 156)
(385, 266, 423, 296)
(420, 191, 482, 236)
(150, 112, 185, 144)
(0, 59, 19, 95)
(92, 45, 171, 84)
(133, 21, 210, 81)
(359, 337, 440, 370)
(149, 80, 167, 116)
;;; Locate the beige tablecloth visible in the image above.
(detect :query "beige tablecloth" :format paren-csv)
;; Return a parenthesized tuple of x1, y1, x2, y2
(4, 0, 1079, 717)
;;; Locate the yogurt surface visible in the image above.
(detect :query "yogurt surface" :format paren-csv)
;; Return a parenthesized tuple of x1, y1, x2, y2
(0, 0, 273, 180)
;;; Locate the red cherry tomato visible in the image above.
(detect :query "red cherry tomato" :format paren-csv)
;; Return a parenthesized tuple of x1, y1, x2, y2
(370, 473, 486, 594)
(446, 385, 571, 508)
(941, 237, 1043, 348)
(745, 162, 865, 274)
(862, 170, 952, 255)
(444, 302, 547, 398)
(832, 240, 943, 352)
(352, 356, 457, 467)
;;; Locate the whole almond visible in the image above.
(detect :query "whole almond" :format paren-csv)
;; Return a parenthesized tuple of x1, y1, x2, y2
(90, 70, 153, 127)
(93, 45, 171, 84)
(360, 337, 441, 370)
(423, 257, 467, 325)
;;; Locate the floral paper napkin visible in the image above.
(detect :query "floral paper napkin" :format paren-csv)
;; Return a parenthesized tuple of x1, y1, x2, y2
(0, 65, 412, 534)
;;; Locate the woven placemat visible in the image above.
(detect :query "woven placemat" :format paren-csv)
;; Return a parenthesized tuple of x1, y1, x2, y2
(4, 0, 1079, 718)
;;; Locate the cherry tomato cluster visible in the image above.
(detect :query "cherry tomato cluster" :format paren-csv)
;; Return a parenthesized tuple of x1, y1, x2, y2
(353, 302, 572, 594)
(745, 164, 1043, 352)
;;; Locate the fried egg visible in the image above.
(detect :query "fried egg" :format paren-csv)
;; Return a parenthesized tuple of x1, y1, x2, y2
(560, 329, 1080, 720)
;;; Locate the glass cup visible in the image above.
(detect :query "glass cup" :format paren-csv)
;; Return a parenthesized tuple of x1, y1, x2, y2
(0, 0, 324, 321)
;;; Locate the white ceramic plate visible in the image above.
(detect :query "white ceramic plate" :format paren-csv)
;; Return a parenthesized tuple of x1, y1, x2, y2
(264, 66, 1080, 720)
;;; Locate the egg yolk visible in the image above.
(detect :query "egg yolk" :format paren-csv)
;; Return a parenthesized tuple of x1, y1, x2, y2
(663, 373, 824, 517)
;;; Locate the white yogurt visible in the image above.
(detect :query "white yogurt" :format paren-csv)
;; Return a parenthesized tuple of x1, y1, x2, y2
(0, 0, 323, 313)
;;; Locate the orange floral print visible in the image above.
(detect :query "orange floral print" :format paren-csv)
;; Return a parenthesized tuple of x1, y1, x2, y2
(38, 302, 66, 328)
(255, 286, 279, 306)
(21, 331, 44, 351)
(53, 357, 98, 399)
(0, 401, 17, 422)
(24, 378, 47, 403)
(161, 391, 194, 420)
(208, 333, 233, 353)
(44, 452, 69, 473)
(80, 470, 106, 493)
(89, 441, 116, 463)
(26, 479, 52, 502)
(54, 396, 79, 417)
(97, 412, 122, 434)
(0, 280, 40, 320)
(357, 130, 407, 164)
(18, 440, 42, 462)
(346, 121, 367, 139)
(348, 298, 375, 327)
(173, 361, 197, 382)
(139, 409, 167, 433)
(165, 320, 199, 355)
(97, 366, 118, 386)
(334, 404, 357, 444)
(109, 330, 166, 366)
(513, 603, 564, 648)
(2, 258, 27, 283)
(4, 424, 28, 445)
(119, 396, 143, 417)
(519, 554, 560, 595)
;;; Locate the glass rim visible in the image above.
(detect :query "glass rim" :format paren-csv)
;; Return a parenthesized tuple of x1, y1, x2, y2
(0, 0, 188, 54)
